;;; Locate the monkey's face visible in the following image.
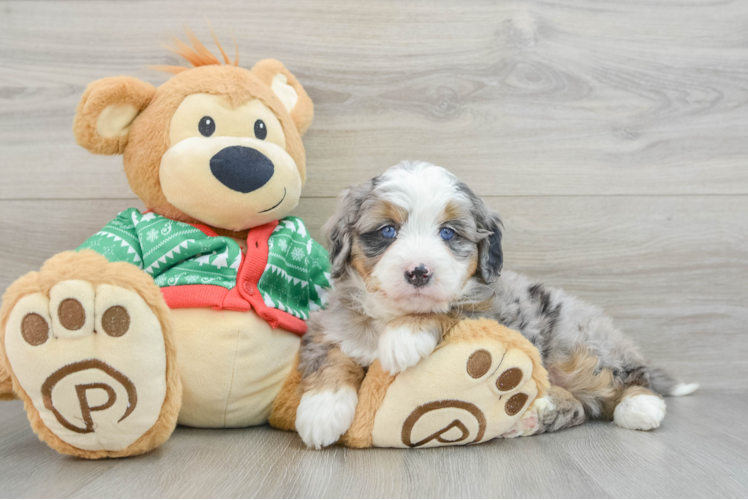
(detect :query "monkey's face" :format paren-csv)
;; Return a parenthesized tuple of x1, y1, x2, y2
(74, 62, 313, 233)
(159, 93, 302, 231)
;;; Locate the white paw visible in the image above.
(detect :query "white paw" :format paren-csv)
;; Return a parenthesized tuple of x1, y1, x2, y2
(501, 396, 553, 438)
(296, 388, 358, 449)
(530, 396, 555, 415)
(501, 410, 538, 438)
(614, 394, 666, 430)
(378, 326, 437, 374)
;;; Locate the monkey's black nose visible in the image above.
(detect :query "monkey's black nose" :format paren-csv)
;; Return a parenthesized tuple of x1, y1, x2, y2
(210, 146, 274, 193)
(405, 264, 431, 288)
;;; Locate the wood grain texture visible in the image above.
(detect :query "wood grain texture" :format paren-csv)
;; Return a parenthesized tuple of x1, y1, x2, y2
(1, 0, 747, 497)
(0, 394, 746, 498)
(1, 0, 748, 199)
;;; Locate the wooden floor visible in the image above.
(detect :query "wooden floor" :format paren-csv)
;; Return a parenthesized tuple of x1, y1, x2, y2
(2, 393, 747, 498)
(1, 0, 747, 497)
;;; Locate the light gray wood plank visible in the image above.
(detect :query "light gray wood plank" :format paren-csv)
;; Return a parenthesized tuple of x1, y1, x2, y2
(0, 401, 124, 498)
(565, 393, 748, 498)
(1, 1, 746, 497)
(1, 0, 748, 199)
(0, 399, 22, 425)
(0, 393, 745, 498)
(0, 196, 745, 390)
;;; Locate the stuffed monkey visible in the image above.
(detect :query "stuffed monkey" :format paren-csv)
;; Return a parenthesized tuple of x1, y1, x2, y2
(0, 31, 549, 457)
(0, 32, 327, 458)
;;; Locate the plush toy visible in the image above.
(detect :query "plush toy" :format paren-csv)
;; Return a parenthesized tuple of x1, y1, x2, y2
(0, 31, 550, 457)
(0, 31, 329, 458)
(271, 319, 549, 448)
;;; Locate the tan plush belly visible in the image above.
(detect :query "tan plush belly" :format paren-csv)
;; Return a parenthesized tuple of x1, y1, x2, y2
(170, 308, 300, 428)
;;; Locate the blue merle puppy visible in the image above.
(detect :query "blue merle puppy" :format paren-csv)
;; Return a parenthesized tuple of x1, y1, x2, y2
(294, 160, 698, 449)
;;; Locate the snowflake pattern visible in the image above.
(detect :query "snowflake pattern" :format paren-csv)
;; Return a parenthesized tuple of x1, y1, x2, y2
(291, 246, 305, 262)
(78, 210, 330, 322)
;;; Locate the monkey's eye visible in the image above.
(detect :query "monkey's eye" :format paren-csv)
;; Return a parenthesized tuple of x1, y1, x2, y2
(380, 225, 397, 239)
(254, 119, 267, 140)
(198, 116, 215, 137)
(439, 228, 455, 241)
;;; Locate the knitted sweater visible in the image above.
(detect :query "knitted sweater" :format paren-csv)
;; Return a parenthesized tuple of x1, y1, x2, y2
(77, 209, 331, 335)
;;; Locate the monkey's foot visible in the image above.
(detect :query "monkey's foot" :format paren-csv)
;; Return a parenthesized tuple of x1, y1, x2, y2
(344, 318, 550, 448)
(1, 251, 180, 458)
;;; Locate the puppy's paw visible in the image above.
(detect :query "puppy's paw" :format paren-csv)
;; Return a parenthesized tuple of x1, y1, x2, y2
(378, 326, 437, 374)
(614, 394, 666, 430)
(501, 397, 553, 438)
(296, 388, 358, 449)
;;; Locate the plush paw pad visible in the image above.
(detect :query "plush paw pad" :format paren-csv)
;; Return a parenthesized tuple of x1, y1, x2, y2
(4, 281, 167, 452)
(49, 280, 95, 339)
(371, 337, 539, 448)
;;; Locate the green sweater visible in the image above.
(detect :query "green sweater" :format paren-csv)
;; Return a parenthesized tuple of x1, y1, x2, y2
(77, 208, 331, 335)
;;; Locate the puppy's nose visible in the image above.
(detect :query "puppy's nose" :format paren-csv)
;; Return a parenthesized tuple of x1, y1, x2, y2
(210, 146, 274, 193)
(404, 264, 431, 288)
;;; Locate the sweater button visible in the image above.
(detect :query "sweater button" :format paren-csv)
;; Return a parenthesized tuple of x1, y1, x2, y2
(243, 282, 254, 295)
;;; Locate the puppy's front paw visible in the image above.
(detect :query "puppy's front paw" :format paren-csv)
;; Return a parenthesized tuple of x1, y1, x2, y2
(378, 326, 438, 374)
(296, 388, 358, 449)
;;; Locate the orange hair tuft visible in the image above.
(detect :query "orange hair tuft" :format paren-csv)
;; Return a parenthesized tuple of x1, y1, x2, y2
(153, 24, 239, 75)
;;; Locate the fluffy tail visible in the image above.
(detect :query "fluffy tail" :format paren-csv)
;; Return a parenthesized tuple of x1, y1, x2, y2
(649, 367, 699, 396)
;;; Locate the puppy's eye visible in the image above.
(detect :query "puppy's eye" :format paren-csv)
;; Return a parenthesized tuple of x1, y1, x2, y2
(380, 226, 397, 239)
(439, 228, 455, 241)
(254, 119, 267, 140)
(198, 116, 215, 137)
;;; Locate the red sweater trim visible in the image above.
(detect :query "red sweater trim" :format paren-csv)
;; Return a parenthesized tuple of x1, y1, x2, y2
(156, 220, 307, 336)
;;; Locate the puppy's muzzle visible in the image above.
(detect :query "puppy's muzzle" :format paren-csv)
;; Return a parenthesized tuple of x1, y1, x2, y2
(405, 264, 431, 288)
(210, 146, 274, 193)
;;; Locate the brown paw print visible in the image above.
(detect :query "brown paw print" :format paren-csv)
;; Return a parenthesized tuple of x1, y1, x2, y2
(401, 400, 487, 448)
(5, 280, 168, 451)
(394, 345, 537, 448)
(466, 348, 531, 417)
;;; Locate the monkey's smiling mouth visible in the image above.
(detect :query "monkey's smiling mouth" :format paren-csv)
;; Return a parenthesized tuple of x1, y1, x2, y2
(258, 188, 286, 213)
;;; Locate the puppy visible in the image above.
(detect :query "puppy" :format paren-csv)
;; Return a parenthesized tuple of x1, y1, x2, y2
(295, 160, 698, 449)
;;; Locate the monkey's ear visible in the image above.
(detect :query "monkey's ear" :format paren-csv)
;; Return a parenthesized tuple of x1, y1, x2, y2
(73, 76, 156, 155)
(251, 59, 314, 136)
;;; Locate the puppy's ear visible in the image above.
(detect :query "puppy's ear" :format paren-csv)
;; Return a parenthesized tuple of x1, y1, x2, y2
(467, 190, 503, 283)
(478, 213, 503, 283)
(252, 59, 314, 136)
(322, 179, 375, 279)
(73, 76, 156, 155)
